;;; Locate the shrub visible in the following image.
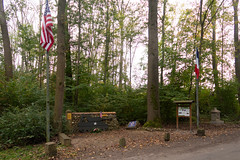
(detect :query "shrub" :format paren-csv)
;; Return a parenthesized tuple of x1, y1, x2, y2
(159, 85, 188, 124)
(0, 74, 45, 113)
(209, 81, 240, 121)
(143, 119, 162, 128)
(0, 105, 46, 149)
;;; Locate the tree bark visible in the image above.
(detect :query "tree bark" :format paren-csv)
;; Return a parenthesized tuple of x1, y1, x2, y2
(147, 0, 160, 121)
(233, 0, 240, 104)
(211, 0, 219, 92)
(104, 0, 110, 85)
(0, 0, 13, 81)
(119, 0, 124, 89)
(65, 0, 73, 103)
(160, 0, 167, 86)
(54, 0, 66, 133)
(74, 0, 82, 106)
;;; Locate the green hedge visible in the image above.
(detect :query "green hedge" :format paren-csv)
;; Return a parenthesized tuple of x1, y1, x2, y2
(0, 105, 46, 149)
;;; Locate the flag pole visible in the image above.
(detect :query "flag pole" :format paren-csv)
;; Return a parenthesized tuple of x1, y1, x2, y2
(46, 50, 50, 142)
(196, 77, 199, 128)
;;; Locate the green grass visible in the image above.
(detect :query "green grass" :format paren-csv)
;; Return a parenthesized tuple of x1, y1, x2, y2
(0, 145, 46, 160)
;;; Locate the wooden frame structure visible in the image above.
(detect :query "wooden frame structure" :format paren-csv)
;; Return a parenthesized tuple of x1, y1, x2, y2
(174, 100, 194, 130)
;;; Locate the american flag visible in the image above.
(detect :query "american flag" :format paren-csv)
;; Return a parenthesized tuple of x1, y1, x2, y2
(195, 48, 199, 79)
(40, 0, 54, 51)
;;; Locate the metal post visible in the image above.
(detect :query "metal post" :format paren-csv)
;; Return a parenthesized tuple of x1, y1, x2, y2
(196, 78, 199, 128)
(46, 51, 50, 142)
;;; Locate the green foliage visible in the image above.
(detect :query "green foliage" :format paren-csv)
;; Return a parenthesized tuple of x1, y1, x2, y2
(143, 119, 162, 128)
(195, 81, 240, 121)
(0, 105, 46, 149)
(209, 81, 240, 121)
(0, 145, 45, 160)
(71, 83, 147, 125)
(160, 85, 189, 124)
(0, 73, 45, 112)
(198, 88, 212, 115)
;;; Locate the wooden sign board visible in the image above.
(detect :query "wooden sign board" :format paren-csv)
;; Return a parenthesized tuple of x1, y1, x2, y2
(174, 100, 193, 130)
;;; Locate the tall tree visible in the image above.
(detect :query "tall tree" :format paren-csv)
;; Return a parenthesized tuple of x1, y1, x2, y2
(38, 0, 43, 88)
(65, 0, 73, 103)
(160, 0, 167, 86)
(103, 0, 110, 84)
(233, 0, 240, 104)
(0, 0, 13, 81)
(119, 0, 124, 89)
(147, 0, 160, 121)
(54, 0, 66, 133)
(74, 0, 82, 105)
(211, 0, 219, 92)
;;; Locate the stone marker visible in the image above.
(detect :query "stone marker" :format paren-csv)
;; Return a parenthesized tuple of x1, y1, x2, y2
(59, 133, 71, 146)
(164, 132, 170, 141)
(119, 137, 126, 148)
(45, 142, 57, 157)
(210, 108, 224, 125)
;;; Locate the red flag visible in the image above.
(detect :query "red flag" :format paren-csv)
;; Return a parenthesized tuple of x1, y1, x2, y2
(195, 48, 199, 79)
(40, 0, 54, 51)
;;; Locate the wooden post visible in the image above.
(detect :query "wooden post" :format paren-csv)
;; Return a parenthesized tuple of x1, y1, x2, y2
(176, 104, 179, 129)
(190, 103, 192, 131)
(66, 110, 72, 133)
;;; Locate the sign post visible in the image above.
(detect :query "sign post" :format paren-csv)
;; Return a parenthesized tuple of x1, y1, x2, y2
(174, 100, 194, 131)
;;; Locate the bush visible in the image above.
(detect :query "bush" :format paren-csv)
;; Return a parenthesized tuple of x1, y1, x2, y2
(159, 85, 188, 124)
(0, 105, 46, 149)
(74, 84, 147, 125)
(0, 74, 45, 112)
(143, 119, 162, 128)
(209, 81, 240, 121)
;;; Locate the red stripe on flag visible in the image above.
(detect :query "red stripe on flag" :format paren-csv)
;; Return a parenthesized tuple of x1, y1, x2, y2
(40, 1, 54, 51)
(195, 64, 199, 79)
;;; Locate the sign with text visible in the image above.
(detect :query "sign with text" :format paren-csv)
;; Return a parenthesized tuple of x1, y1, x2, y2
(67, 113, 72, 120)
(178, 107, 190, 117)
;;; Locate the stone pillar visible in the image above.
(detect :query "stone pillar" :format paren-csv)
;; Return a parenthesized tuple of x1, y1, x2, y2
(66, 110, 72, 133)
(45, 142, 57, 157)
(210, 108, 224, 125)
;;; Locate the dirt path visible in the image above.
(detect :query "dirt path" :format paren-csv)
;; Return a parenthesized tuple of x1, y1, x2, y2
(57, 124, 240, 159)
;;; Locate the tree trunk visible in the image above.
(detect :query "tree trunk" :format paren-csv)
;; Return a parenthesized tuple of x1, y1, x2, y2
(65, 28, 73, 103)
(0, 0, 13, 81)
(129, 37, 132, 88)
(74, 0, 82, 106)
(104, 0, 110, 85)
(199, 0, 204, 64)
(65, 1, 73, 103)
(119, 13, 124, 89)
(147, 0, 160, 121)
(54, 0, 66, 133)
(211, 0, 219, 93)
(38, 0, 43, 88)
(221, 3, 224, 86)
(160, 0, 167, 86)
(233, 0, 240, 104)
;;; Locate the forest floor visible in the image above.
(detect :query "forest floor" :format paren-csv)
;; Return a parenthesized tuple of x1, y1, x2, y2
(1, 123, 240, 160)
(55, 123, 240, 160)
